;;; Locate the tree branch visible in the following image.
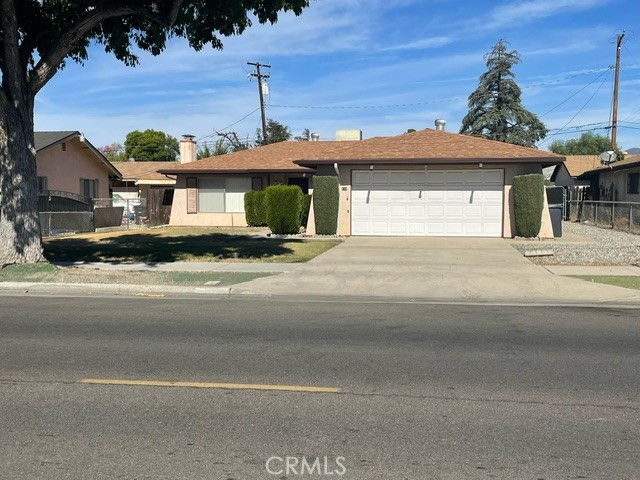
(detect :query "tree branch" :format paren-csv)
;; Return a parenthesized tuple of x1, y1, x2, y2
(28, 0, 185, 95)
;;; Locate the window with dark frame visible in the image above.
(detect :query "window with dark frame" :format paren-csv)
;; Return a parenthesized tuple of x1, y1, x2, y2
(37, 176, 48, 193)
(252, 177, 264, 191)
(628, 173, 640, 195)
(80, 178, 99, 198)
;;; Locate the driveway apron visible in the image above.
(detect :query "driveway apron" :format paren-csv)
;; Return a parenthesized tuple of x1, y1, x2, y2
(235, 237, 640, 304)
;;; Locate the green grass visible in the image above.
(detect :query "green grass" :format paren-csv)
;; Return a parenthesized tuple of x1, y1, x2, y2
(43, 227, 341, 263)
(571, 276, 640, 290)
(0, 263, 60, 282)
(0, 263, 272, 287)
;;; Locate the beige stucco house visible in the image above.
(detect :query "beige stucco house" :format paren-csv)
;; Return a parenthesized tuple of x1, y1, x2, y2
(578, 155, 640, 202)
(35, 131, 121, 198)
(159, 129, 563, 238)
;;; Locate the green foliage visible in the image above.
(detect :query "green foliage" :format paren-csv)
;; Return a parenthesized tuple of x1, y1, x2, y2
(294, 128, 311, 141)
(549, 132, 624, 159)
(124, 129, 179, 161)
(197, 144, 212, 159)
(460, 40, 547, 147)
(300, 194, 312, 228)
(256, 119, 292, 146)
(313, 176, 340, 235)
(512, 174, 544, 237)
(265, 185, 303, 234)
(244, 190, 268, 227)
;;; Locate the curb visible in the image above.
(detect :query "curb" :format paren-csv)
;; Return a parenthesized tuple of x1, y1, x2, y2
(0, 282, 238, 296)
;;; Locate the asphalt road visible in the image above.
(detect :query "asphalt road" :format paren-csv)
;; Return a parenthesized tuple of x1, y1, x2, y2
(0, 294, 638, 479)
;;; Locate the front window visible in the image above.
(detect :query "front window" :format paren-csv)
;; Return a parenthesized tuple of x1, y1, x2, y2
(628, 173, 639, 195)
(37, 176, 48, 193)
(198, 178, 251, 213)
(80, 178, 99, 198)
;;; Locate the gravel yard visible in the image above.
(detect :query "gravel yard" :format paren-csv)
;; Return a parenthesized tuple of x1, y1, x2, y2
(509, 222, 640, 266)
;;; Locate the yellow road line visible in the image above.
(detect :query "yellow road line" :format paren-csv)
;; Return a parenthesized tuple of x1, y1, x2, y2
(80, 378, 341, 394)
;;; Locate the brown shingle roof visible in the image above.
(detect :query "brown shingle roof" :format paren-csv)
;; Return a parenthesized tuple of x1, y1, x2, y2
(158, 129, 563, 174)
(579, 155, 640, 178)
(560, 155, 602, 178)
(157, 141, 357, 174)
(296, 129, 563, 165)
(115, 161, 179, 181)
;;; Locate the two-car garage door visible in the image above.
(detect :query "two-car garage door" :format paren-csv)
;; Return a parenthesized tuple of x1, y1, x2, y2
(351, 169, 504, 237)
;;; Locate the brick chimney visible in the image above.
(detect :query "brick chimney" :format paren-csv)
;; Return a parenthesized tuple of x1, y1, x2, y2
(179, 134, 197, 164)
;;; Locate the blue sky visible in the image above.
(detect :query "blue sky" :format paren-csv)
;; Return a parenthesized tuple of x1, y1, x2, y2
(35, 0, 640, 152)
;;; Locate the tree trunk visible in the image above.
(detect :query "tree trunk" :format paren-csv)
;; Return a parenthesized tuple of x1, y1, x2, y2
(0, 98, 45, 266)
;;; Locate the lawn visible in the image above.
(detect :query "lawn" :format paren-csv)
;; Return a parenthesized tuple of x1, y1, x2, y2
(571, 276, 640, 290)
(44, 227, 341, 263)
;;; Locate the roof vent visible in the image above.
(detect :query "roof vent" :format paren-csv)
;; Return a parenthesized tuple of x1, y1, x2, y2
(435, 119, 447, 131)
(310, 133, 320, 141)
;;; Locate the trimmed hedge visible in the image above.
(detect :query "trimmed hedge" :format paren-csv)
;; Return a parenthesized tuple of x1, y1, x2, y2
(313, 176, 340, 235)
(512, 173, 544, 238)
(300, 194, 312, 228)
(265, 185, 303, 234)
(243, 190, 268, 227)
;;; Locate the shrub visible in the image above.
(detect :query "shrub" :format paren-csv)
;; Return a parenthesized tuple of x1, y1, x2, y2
(244, 191, 258, 226)
(313, 176, 340, 235)
(512, 174, 544, 237)
(265, 185, 303, 234)
(300, 194, 312, 228)
(244, 190, 268, 227)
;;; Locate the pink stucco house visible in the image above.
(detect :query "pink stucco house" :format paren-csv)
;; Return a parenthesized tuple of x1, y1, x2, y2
(35, 131, 121, 198)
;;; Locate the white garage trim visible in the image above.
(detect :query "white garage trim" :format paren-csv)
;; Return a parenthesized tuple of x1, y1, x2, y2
(351, 169, 504, 237)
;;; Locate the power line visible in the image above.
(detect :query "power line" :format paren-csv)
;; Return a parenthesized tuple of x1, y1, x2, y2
(540, 68, 612, 118)
(539, 70, 612, 145)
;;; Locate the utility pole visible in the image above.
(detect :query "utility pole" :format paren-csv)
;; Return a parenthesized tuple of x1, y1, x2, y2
(611, 30, 625, 150)
(247, 61, 270, 144)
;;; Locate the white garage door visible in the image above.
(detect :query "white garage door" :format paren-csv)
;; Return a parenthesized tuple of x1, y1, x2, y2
(351, 169, 504, 237)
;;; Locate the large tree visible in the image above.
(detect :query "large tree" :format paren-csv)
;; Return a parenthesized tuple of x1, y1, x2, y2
(549, 132, 624, 159)
(0, 0, 308, 266)
(124, 129, 179, 161)
(255, 118, 292, 146)
(460, 39, 547, 148)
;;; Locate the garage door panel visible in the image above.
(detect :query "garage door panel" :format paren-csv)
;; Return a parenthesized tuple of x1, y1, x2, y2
(372, 172, 389, 184)
(407, 205, 426, 217)
(352, 169, 503, 237)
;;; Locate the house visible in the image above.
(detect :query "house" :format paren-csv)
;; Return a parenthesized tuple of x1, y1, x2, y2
(111, 160, 178, 226)
(159, 128, 564, 238)
(35, 131, 121, 198)
(550, 155, 601, 188)
(577, 155, 640, 202)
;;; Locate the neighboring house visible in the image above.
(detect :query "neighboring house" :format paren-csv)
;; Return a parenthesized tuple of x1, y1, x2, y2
(35, 131, 121, 198)
(112, 160, 177, 203)
(111, 160, 178, 226)
(550, 155, 601, 188)
(577, 155, 640, 202)
(159, 128, 564, 238)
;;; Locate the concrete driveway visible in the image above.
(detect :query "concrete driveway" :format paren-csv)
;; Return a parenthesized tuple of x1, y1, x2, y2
(236, 237, 640, 304)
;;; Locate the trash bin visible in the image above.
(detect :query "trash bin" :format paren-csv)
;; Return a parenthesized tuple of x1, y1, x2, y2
(549, 206, 562, 237)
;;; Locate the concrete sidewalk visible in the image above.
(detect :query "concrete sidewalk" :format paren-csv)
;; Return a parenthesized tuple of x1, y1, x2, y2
(3, 239, 640, 304)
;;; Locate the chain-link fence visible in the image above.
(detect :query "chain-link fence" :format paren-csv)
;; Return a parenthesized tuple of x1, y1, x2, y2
(40, 211, 94, 237)
(568, 200, 640, 234)
(93, 197, 148, 228)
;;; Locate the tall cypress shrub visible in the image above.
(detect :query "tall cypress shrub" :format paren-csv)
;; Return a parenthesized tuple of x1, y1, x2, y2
(512, 174, 544, 237)
(313, 176, 340, 235)
(265, 185, 303, 234)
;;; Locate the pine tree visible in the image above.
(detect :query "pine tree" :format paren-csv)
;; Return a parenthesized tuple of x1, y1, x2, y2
(460, 40, 547, 147)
